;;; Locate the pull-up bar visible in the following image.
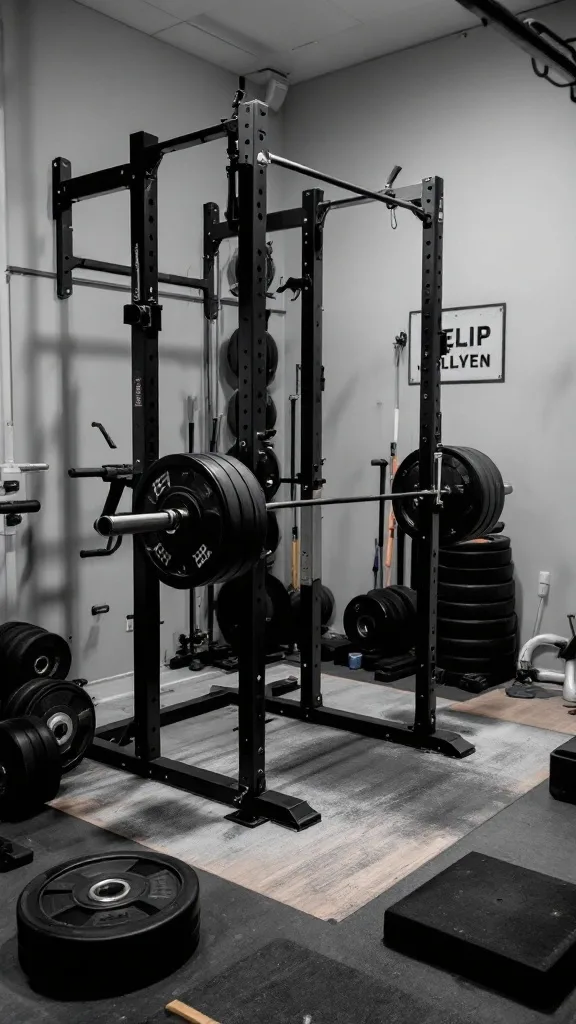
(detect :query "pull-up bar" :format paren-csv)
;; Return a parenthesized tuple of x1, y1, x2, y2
(455, 0, 576, 83)
(256, 151, 428, 223)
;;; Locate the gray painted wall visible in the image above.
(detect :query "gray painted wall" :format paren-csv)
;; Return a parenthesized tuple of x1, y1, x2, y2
(281, 0, 576, 654)
(0, 0, 287, 680)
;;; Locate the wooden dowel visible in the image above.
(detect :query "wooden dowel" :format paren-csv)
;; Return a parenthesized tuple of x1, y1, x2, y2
(165, 1000, 222, 1024)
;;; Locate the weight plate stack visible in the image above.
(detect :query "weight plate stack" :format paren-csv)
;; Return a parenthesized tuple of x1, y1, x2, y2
(343, 585, 417, 654)
(226, 328, 279, 385)
(0, 716, 62, 821)
(227, 441, 281, 500)
(0, 622, 72, 702)
(4, 679, 96, 774)
(290, 585, 335, 643)
(437, 534, 518, 686)
(392, 446, 505, 544)
(227, 390, 277, 438)
(17, 851, 201, 998)
(132, 452, 267, 590)
(216, 573, 294, 652)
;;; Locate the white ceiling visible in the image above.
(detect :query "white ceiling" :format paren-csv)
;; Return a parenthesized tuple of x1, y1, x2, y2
(73, 0, 560, 84)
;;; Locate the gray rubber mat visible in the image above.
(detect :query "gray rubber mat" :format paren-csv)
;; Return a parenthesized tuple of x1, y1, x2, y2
(146, 938, 471, 1024)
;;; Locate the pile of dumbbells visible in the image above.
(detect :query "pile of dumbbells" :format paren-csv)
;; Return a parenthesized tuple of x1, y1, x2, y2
(0, 621, 95, 822)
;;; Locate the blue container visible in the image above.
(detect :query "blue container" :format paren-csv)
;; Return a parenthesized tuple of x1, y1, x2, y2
(348, 652, 362, 670)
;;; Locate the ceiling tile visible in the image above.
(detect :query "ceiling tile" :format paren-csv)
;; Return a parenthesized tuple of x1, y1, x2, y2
(192, 0, 360, 54)
(155, 21, 256, 72)
(147, 0, 210, 18)
(282, 0, 559, 82)
(74, 0, 180, 34)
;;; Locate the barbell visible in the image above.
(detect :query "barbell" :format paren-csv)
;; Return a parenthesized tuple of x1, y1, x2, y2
(93, 448, 510, 590)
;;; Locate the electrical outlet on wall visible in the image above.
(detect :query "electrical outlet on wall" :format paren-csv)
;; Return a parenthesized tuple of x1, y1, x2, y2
(126, 615, 134, 632)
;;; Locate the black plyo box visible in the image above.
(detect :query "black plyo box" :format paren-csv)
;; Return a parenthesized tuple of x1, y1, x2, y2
(550, 736, 576, 805)
(384, 852, 576, 1010)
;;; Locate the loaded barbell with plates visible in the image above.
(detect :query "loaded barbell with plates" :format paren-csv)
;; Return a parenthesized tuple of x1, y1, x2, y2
(392, 446, 505, 544)
(0, 622, 72, 696)
(3, 679, 96, 773)
(94, 450, 511, 591)
(227, 390, 277, 438)
(226, 328, 279, 385)
(17, 851, 200, 998)
(0, 717, 62, 821)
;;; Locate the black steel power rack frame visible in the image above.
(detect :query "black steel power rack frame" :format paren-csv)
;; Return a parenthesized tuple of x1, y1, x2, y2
(231, 157, 473, 760)
(54, 101, 322, 830)
(171, 157, 475, 759)
(53, 99, 475, 834)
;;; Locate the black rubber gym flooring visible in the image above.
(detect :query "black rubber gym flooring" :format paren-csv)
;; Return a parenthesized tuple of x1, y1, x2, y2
(2, 779, 576, 1024)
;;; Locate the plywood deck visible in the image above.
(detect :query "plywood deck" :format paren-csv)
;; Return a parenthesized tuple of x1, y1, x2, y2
(457, 685, 576, 734)
(53, 668, 564, 921)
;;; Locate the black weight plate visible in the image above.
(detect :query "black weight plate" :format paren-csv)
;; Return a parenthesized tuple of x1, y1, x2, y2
(440, 544, 512, 568)
(346, 589, 409, 652)
(5, 680, 96, 774)
(209, 452, 270, 579)
(265, 512, 280, 556)
(438, 598, 515, 620)
(290, 585, 334, 639)
(227, 442, 281, 501)
(0, 620, 32, 641)
(226, 329, 279, 385)
(133, 453, 266, 589)
(7, 628, 72, 684)
(457, 447, 505, 541)
(438, 614, 517, 639)
(481, 450, 505, 536)
(134, 453, 227, 588)
(438, 634, 517, 657)
(227, 390, 277, 438)
(454, 447, 492, 542)
(344, 593, 388, 650)
(438, 562, 514, 585)
(197, 453, 261, 582)
(388, 585, 417, 616)
(217, 574, 293, 652)
(0, 718, 39, 820)
(392, 447, 483, 544)
(437, 653, 517, 675)
(442, 534, 511, 554)
(369, 587, 417, 648)
(377, 587, 415, 651)
(20, 717, 62, 805)
(438, 579, 515, 603)
(321, 586, 335, 626)
(17, 850, 200, 998)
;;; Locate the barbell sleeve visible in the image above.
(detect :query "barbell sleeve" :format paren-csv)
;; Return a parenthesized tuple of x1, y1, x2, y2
(96, 508, 189, 536)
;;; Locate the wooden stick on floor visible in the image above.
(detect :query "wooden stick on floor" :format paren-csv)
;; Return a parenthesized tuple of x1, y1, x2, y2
(165, 1000, 222, 1024)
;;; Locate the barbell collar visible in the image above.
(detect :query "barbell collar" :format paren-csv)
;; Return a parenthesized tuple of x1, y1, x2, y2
(95, 508, 189, 537)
